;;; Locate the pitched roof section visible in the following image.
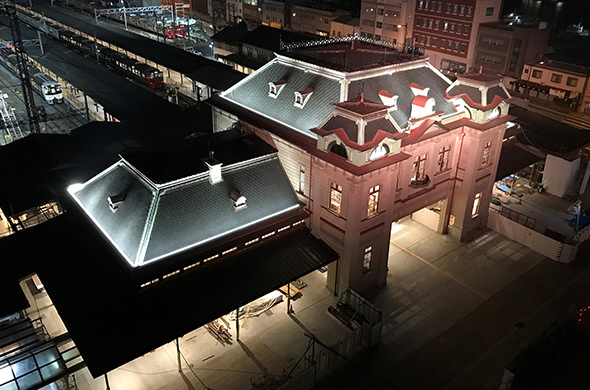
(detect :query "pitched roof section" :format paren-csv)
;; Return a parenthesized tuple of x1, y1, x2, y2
(348, 66, 456, 129)
(222, 61, 341, 138)
(446, 71, 511, 110)
(68, 139, 302, 267)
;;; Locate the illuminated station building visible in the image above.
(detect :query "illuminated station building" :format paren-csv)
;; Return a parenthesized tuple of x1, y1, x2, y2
(210, 36, 513, 294)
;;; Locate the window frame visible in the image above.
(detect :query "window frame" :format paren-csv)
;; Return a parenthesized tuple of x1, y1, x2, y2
(437, 145, 451, 172)
(363, 246, 373, 273)
(481, 142, 492, 167)
(412, 153, 428, 182)
(472, 192, 482, 218)
(367, 185, 380, 217)
(329, 181, 343, 214)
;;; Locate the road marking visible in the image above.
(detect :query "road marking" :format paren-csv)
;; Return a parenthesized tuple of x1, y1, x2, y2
(390, 239, 490, 300)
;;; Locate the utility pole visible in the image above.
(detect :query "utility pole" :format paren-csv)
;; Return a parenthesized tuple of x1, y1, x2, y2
(3, 0, 40, 134)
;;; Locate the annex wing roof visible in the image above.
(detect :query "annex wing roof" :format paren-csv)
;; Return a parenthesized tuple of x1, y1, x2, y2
(222, 60, 341, 138)
(68, 146, 301, 267)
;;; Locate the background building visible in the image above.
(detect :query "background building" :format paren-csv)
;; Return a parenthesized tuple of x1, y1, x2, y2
(358, 0, 415, 44)
(329, 16, 360, 38)
(412, 0, 503, 76)
(473, 21, 550, 79)
(513, 59, 590, 113)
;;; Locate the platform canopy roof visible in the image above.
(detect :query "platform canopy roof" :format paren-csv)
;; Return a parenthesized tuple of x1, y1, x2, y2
(68, 135, 302, 267)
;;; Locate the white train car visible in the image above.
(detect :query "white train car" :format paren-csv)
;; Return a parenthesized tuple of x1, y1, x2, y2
(31, 72, 63, 104)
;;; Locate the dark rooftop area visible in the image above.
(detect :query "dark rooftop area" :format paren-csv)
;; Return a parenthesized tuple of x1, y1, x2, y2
(280, 39, 424, 72)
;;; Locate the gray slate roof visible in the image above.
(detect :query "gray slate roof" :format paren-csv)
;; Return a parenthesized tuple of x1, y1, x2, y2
(222, 60, 455, 137)
(69, 153, 300, 267)
(223, 61, 341, 138)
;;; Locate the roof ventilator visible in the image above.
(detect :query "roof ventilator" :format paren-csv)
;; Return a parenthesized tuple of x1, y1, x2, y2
(108, 193, 126, 213)
(229, 189, 247, 211)
(204, 150, 223, 185)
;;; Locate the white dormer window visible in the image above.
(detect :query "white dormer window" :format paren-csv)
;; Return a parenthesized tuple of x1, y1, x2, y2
(229, 189, 247, 211)
(108, 194, 125, 213)
(378, 90, 399, 109)
(294, 87, 313, 109)
(268, 79, 287, 98)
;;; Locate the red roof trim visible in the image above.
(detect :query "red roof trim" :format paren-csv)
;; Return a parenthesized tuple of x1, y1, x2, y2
(412, 95, 433, 107)
(312, 127, 406, 151)
(410, 82, 426, 90)
(379, 89, 394, 98)
(445, 91, 506, 110)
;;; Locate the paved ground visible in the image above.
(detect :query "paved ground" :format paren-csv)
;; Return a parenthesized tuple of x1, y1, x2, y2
(25, 215, 590, 390)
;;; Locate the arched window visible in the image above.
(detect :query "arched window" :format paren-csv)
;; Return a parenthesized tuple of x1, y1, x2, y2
(369, 144, 389, 161)
(328, 142, 348, 158)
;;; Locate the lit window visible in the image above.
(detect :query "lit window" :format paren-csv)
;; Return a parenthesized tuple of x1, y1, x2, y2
(412, 153, 428, 182)
(472, 192, 481, 218)
(367, 185, 380, 217)
(363, 246, 372, 273)
(329, 182, 343, 214)
(481, 142, 492, 166)
(369, 144, 389, 160)
(299, 167, 305, 193)
(437, 145, 450, 172)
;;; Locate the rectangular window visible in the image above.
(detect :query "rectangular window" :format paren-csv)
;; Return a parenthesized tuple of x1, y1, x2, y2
(551, 74, 562, 83)
(376, 22, 383, 28)
(472, 192, 482, 218)
(299, 167, 305, 193)
(329, 182, 343, 214)
(567, 77, 578, 87)
(367, 185, 380, 217)
(486, 7, 494, 16)
(412, 154, 427, 181)
(437, 145, 451, 171)
(481, 142, 492, 166)
(363, 246, 373, 273)
(377, 8, 384, 15)
(467, 6, 472, 15)
(532, 69, 543, 79)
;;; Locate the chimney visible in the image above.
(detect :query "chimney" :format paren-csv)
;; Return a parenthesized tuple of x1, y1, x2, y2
(204, 150, 223, 185)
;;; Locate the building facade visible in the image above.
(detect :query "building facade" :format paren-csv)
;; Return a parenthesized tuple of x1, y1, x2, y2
(513, 59, 590, 113)
(329, 16, 360, 38)
(412, 0, 503, 76)
(473, 22, 550, 79)
(210, 38, 512, 295)
(358, 0, 415, 45)
(290, 5, 349, 36)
